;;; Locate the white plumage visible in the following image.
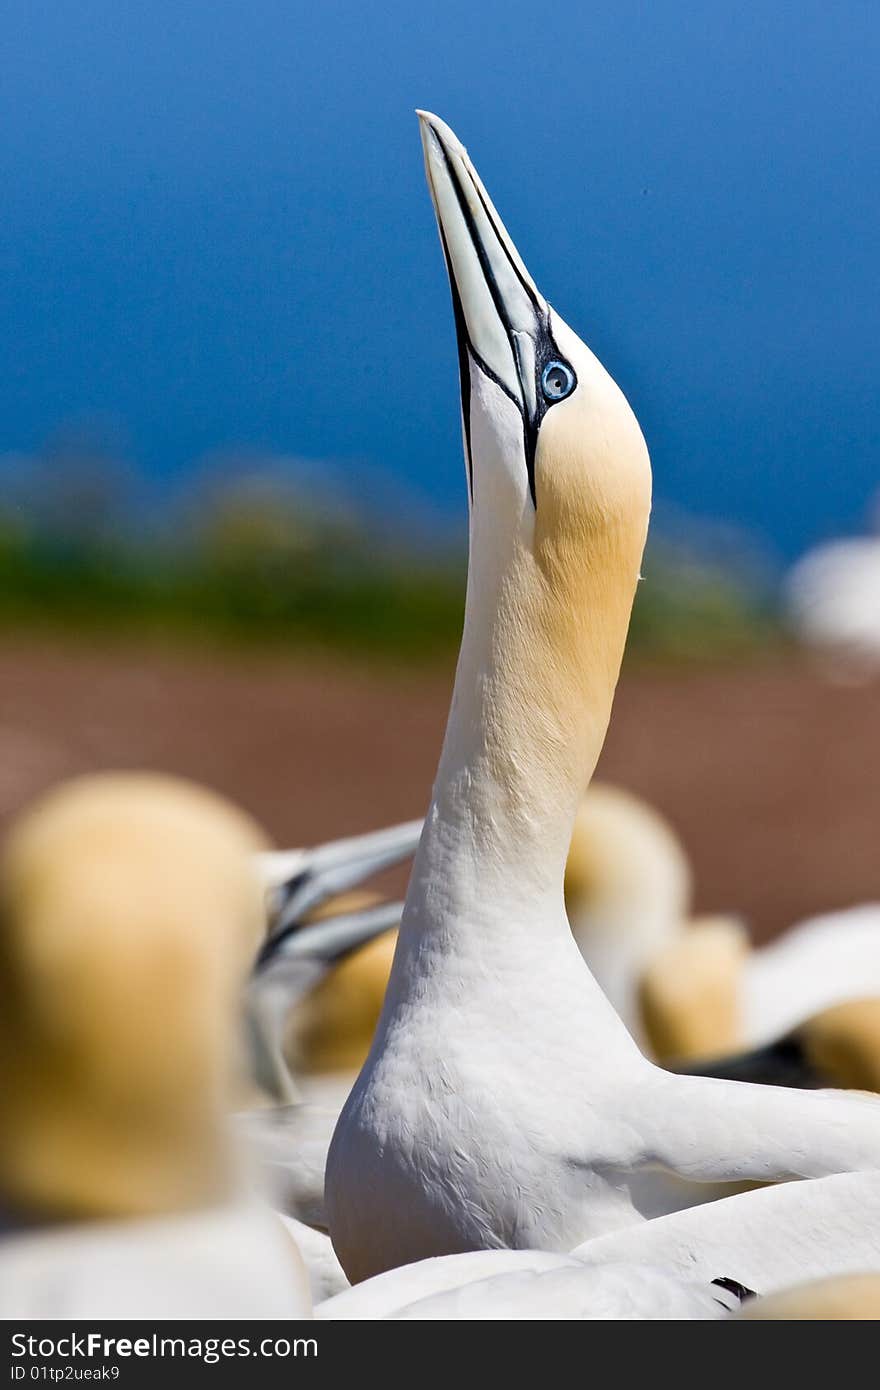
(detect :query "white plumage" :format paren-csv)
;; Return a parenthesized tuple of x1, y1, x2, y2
(325, 112, 880, 1286)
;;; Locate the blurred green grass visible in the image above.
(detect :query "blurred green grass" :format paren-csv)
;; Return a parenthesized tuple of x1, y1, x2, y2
(0, 450, 780, 664)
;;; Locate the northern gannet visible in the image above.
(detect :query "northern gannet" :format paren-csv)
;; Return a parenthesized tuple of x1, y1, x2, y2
(325, 112, 880, 1283)
(642, 902, 880, 1061)
(677, 996, 880, 1093)
(565, 787, 880, 1064)
(258, 817, 421, 942)
(785, 523, 880, 676)
(248, 894, 403, 1104)
(239, 823, 416, 1212)
(259, 786, 688, 1089)
(240, 900, 403, 1229)
(564, 782, 693, 1039)
(736, 1272, 880, 1320)
(0, 773, 311, 1319)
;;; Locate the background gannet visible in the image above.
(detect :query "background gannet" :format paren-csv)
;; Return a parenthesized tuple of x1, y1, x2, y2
(0, 772, 311, 1318)
(642, 902, 880, 1061)
(564, 783, 693, 1040)
(785, 523, 880, 676)
(676, 996, 880, 1093)
(258, 817, 420, 943)
(247, 895, 402, 1104)
(239, 901, 402, 1231)
(256, 788, 687, 1087)
(564, 785, 880, 1063)
(325, 112, 880, 1284)
(736, 1271, 880, 1320)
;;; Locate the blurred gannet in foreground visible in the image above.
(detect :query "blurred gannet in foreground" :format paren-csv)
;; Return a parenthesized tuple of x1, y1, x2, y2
(325, 112, 880, 1283)
(736, 1272, 880, 1320)
(0, 773, 311, 1319)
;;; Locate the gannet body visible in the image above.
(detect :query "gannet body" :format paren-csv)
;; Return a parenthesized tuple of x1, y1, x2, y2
(325, 113, 880, 1283)
(317, 1250, 742, 1320)
(317, 1250, 589, 1320)
(388, 1263, 746, 1321)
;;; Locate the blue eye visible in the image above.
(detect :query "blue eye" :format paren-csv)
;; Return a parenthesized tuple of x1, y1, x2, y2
(540, 359, 576, 402)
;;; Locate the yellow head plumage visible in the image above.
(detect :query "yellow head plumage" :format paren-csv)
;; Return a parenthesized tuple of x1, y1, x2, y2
(288, 890, 398, 1076)
(637, 915, 749, 1061)
(738, 1273, 880, 1320)
(0, 772, 268, 1221)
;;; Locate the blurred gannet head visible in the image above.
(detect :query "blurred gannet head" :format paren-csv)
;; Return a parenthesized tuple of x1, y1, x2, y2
(563, 784, 692, 1030)
(288, 891, 398, 1076)
(418, 112, 652, 819)
(0, 772, 268, 1222)
(638, 915, 750, 1061)
(794, 997, 880, 1094)
(738, 1273, 880, 1320)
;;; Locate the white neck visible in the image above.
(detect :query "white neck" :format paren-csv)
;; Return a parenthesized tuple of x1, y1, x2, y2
(380, 362, 650, 1026)
(389, 550, 640, 1006)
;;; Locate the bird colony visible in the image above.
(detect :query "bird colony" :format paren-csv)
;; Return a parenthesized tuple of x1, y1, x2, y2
(2, 114, 879, 1323)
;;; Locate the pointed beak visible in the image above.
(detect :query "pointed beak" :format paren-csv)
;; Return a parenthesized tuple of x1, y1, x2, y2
(417, 110, 548, 411)
(417, 111, 553, 503)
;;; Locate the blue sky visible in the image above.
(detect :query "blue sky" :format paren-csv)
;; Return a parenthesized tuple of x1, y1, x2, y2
(2, 1, 878, 558)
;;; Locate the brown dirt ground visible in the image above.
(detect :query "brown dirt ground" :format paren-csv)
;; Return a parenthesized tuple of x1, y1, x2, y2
(0, 635, 877, 943)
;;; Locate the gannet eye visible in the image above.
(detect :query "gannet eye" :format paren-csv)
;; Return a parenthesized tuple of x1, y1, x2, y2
(540, 360, 576, 403)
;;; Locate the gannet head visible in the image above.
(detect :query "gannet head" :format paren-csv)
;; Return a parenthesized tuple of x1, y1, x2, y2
(736, 1273, 880, 1320)
(418, 110, 651, 572)
(0, 773, 268, 1222)
(637, 915, 750, 1061)
(564, 784, 692, 1030)
(289, 912, 398, 1076)
(418, 112, 652, 816)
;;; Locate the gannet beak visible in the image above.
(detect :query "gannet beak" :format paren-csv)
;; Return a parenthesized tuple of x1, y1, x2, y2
(417, 110, 558, 504)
